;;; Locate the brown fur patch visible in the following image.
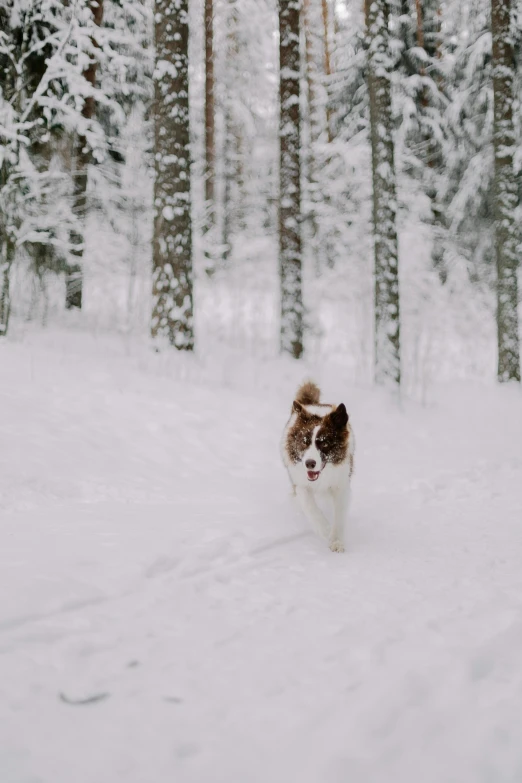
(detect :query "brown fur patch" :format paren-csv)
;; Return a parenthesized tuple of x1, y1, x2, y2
(295, 381, 320, 406)
(286, 408, 323, 464)
(315, 407, 349, 466)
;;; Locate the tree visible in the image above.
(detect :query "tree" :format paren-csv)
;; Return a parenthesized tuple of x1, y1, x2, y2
(279, 0, 303, 359)
(491, 0, 520, 381)
(366, 0, 401, 386)
(0, 0, 82, 335)
(221, 0, 241, 265)
(204, 0, 215, 230)
(67, 0, 105, 310)
(411, 0, 447, 280)
(443, 2, 495, 285)
(152, 0, 194, 350)
(321, 0, 333, 142)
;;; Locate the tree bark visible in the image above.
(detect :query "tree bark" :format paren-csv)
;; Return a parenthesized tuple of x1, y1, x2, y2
(303, 0, 320, 147)
(221, 0, 241, 264)
(222, 99, 233, 264)
(204, 0, 215, 226)
(366, 0, 401, 386)
(67, 0, 104, 310)
(415, 0, 446, 282)
(303, 0, 320, 251)
(152, 0, 194, 350)
(279, 0, 303, 359)
(321, 0, 333, 141)
(491, 0, 520, 381)
(0, 239, 14, 337)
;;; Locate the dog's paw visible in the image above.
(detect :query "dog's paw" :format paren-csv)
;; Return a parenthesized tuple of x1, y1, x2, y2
(329, 539, 345, 553)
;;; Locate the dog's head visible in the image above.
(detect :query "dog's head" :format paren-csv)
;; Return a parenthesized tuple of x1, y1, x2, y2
(286, 401, 349, 482)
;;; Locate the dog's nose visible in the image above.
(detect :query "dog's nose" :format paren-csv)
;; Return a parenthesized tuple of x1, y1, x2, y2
(305, 459, 316, 470)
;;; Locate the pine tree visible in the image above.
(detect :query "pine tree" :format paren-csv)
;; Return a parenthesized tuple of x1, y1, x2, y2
(412, 0, 447, 280)
(444, 1, 494, 283)
(366, 0, 401, 386)
(0, 0, 86, 335)
(279, 0, 303, 359)
(491, 0, 520, 381)
(152, 0, 194, 350)
(67, 0, 105, 310)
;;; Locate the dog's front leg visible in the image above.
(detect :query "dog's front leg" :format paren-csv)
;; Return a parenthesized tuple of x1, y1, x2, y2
(295, 487, 330, 539)
(330, 485, 350, 553)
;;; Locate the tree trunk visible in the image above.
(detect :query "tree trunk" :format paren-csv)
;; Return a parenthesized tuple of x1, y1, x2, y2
(221, 0, 240, 264)
(222, 100, 234, 264)
(67, 0, 104, 310)
(279, 0, 303, 359)
(415, 0, 446, 282)
(0, 240, 14, 337)
(491, 0, 520, 381)
(204, 0, 215, 227)
(366, 0, 401, 386)
(303, 0, 320, 256)
(321, 0, 333, 142)
(152, 0, 194, 350)
(303, 0, 320, 147)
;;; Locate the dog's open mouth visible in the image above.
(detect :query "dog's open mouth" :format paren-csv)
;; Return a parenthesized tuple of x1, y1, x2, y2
(307, 470, 321, 482)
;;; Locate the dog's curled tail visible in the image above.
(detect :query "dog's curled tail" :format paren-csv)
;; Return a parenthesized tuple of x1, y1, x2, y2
(295, 380, 320, 405)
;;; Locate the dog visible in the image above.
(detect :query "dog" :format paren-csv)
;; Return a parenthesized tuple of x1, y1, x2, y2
(281, 381, 355, 553)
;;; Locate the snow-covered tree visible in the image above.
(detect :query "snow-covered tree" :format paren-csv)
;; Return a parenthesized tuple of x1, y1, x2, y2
(204, 0, 215, 232)
(152, 0, 194, 349)
(391, 0, 448, 280)
(366, 0, 401, 386)
(67, 0, 105, 310)
(279, 0, 303, 359)
(0, 0, 149, 333)
(491, 0, 520, 381)
(0, 0, 83, 334)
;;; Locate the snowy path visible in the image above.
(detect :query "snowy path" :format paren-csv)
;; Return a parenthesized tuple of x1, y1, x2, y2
(1, 333, 522, 783)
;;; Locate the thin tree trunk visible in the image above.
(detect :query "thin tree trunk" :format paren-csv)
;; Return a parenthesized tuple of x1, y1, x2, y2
(303, 0, 320, 253)
(414, 0, 425, 48)
(303, 0, 321, 147)
(67, 0, 104, 310)
(204, 0, 215, 227)
(222, 100, 233, 264)
(321, 0, 333, 142)
(0, 240, 14, 337)
(279, 0, 303, 359)
(152, 0, 194, 350)
(415, 0, 446, 282)
(221, 0, 241, 264)
(491, 0, 520, 381)
(366, 0, 401, 386)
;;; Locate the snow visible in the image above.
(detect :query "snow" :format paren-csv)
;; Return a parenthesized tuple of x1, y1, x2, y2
(2, 328, 522, 783)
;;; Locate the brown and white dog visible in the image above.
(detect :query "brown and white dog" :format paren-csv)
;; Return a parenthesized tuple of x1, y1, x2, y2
(281, 381, 355, 552)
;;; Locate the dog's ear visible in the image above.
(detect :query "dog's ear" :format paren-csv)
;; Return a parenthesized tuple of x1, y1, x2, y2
(292, 400, 304, 414)
(331, 403, 348, 429)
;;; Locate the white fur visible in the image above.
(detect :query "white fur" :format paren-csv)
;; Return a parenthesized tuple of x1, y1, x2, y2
(302, 425, 322, 471)
(302, 404, 333, 417)
(281, 414, 355, 554)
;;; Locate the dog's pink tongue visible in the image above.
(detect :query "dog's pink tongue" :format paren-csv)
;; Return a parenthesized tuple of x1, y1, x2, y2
(307, 471, 319, 481)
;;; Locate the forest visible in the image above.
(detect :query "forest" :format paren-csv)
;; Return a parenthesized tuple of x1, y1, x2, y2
(1, 0, 520, 392)
(2, 4, 522, 781)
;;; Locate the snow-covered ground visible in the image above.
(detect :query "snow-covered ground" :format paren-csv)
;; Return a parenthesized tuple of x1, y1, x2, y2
(1, 328, 522, 783)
